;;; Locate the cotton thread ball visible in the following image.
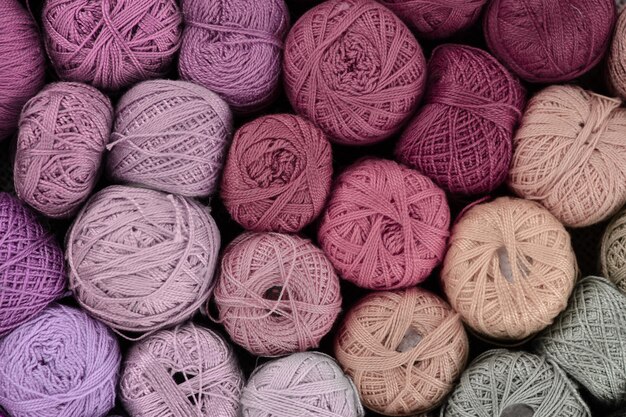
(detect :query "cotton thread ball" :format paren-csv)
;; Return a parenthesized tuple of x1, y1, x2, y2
(221, 114, 332, 233)
(43, 0, 182, 91)
(334, 288, 469, 416)
(120, 323, 243, 417)
(395, 45, 525, 196)
(284, 0, 427, 145)
(107, 80, 233, 198)
(214, 232, 342, 356)
(0, 304, 121, 417)
(242, 352, 364, 417)
(0, 193, 65, 337)
(601, 208, 626, 291)
(609, 9, 626, 101)
(67, 185, 220, 335)
(319, 159, 450, 290)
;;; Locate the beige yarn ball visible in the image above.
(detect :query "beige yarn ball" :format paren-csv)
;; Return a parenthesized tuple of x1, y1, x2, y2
(609, 8, 626, 100)
(601, 207, 626, 292)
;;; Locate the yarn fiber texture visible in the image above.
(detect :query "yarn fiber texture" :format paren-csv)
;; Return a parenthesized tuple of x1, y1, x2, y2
(0, 193, 65, 337)
(284, 0, 427, 145)
(0, 304, 121, 417)
(319, 159, 450, 290)
(508, 85, 626, 228)
(120, 323, 243, 417)
(67, 185, 220, 335)
(242, 352, 364, 417)
(601, 208, 626, 291)
(107, 80, 233, 198)
(396, 45, 525, 196)
(609, 9, 626, 101)
(334, 288, 469, 416)
(43, 0, 182, 91)
(15, 82, 113, 219)
(442, 197, 578, 342)
(214, 232, 342, 356)
(484, 0, 616, 83)
(221, 114, 332, 233)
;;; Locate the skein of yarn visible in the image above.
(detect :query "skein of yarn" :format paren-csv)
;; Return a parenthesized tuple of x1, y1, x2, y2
(67, 185, 220, 335)
(484, 0, 616, 83)
(284, 0, 427, 145)
(107, 80, 233, 198)
(120, 323, 243, 417)
(241, 352, 364, 417)
(179, 0, 289, 114)
(319, 159, 450, 290)
(601, 208, 626, 291)
(396, 45, 525, 196)
(221, 114, 332, 233)
(609, 8, 626, 100)
(43, 0, 182, 90)
(334, 288, 469, 416)
(0, 304, 121, 417)
(214, 232, 342, 356)
(508, 85, 626, 228)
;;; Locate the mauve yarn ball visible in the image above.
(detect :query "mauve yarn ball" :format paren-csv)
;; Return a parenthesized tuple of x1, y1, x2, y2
(43, 0, 182, 91)
(608, 9, 626, 100)
(284, 0, 427, 145)
(221, 114, 332, 233)
(67, 185, 220, 335)
(179, 0, 289, 114)
(0, 304, 121, 417)
(484, 0, 616, 83)
(107, 80, 233, 198)
(396, 45, 525, 196)
(15, 82, 113, 219)
(319, 159, 450, 290)
(0, 193, 65, 337)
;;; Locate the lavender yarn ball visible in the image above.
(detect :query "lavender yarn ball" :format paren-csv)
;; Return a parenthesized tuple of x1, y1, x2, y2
(107, 80, 233, 198)
(0, 304, 121, 417)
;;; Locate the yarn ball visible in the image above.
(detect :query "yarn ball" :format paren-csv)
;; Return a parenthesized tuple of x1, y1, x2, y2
(221, 114, 332, 233)
(441, 349, 590, 417)
(484, 0, 616, 83)
(0, 0, 45, 141)
(608, 9, 626, 101)
(319, 159, 450, 290)
(15, 82, 113, 218)
(107, 80, 233, 198)
(601, 208, 626, 291)
(67, 185, 220, 334)
(395, 44, 525, 196)
(178, 0, 289, 114)
(334, 288, 469, 416)
(120, 323, 243, 417)
(284, 0, 427, 145)
(442, 197, 578, 342)
(534, 276, 626, 407)
(241, 352, 364, 417)
(0, 193, 65, 337)
(214, 232, 342, 356)
(508, 85, 626, 228)
(43, 0, 182, 91)
(0, 304, 121, 417)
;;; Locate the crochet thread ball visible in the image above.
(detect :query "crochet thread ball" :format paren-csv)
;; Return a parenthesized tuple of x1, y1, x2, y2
(395, 44, 525, 196)
(284, 0, 427, 145)
(120, 323, 243, 417)
(534, 276, 626, 407)
(0, 304, 121, 417)
(43, 0, 182, 91)
(0, 193, 65, 337)
(508, 85, 626, 228)
(179, 0, 289, 114)
(441, 350, 590, 417)
(608, 9, 626, 101)
(319, 159, 450, 290)
(15, 82, 113, 219)
(242, 352, 364, 417)
(442, 197, 577, 341)
(67, 185, 220, 335)
(221, 114, 332, 233)
(107, 80, 233, 198)
(214, 232, 342, 356)
(334, 288, 469, 416)
(484, 0, 616, 83)
(601, 208, 626, 291)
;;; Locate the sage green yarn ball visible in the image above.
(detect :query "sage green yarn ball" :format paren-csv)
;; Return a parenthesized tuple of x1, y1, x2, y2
(601, 209, 626, 291)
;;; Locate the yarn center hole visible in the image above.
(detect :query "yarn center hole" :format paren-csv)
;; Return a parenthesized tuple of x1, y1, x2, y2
(497, 247, 531, 282)
(246, 142, 299, 188)
(500, 404, 534, 417)
(381, 217, 404, 256)
(172, 371, 200, 404)
(396, 327, 422, 352)
(264, 286, 288, 317)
